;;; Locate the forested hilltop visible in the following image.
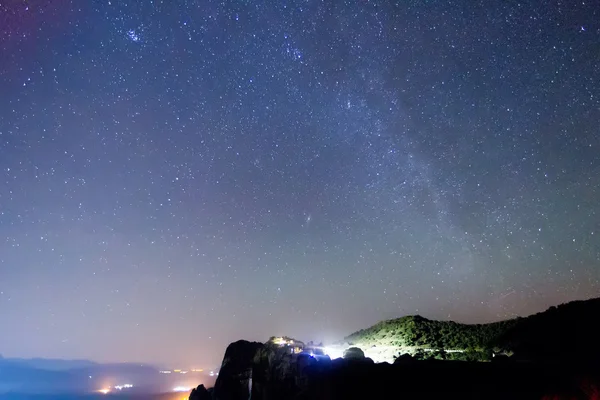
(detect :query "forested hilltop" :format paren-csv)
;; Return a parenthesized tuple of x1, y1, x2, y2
(344, 297, 600, 362)
(346, 316, 516, 355)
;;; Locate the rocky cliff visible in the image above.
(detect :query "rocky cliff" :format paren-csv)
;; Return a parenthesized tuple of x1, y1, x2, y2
(206, 344, 599, 400)
(195, 335, 600, 400)
(195, 298, 600, 400)
(208, 337, 335, 400)
(212, 340, 263, 400)
(206, 336, 380, 400)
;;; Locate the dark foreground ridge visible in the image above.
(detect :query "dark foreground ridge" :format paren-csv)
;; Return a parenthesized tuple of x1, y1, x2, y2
(189, 297, 600, 400)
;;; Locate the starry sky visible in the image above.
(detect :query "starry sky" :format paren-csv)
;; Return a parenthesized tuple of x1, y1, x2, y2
(1, 0, 599, 368)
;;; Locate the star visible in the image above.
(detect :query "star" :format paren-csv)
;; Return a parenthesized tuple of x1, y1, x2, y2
(0, 0, 597, 370)
(127, 29, 140, 42)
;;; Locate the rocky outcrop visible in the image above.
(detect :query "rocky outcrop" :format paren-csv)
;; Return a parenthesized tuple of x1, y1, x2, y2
(205, 336, 600, 400)
(251, 342, 338, 400)
(342, 347, 365, 360)
(213, 340, 264, 400)
(189, 384, 212, 400)
(209, 337, 338, 400)
(250, 342, 298, 399)
(209, 337, 383, 400)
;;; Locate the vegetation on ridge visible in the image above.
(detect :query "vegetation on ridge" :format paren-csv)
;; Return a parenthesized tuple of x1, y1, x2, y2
(344, 297, 600, 362)
(346, 315, 517, 350)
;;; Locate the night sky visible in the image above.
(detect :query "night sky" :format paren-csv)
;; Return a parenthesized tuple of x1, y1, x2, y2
(1, 0, 599, 368)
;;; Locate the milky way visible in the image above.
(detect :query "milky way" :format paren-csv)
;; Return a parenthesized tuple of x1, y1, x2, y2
(0, 1, 599, 368)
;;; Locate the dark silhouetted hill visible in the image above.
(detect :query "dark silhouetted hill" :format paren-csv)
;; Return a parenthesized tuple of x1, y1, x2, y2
(202, 297, 600, 400)
(497, 297, 600, 362)
(344, 297, 600, 362)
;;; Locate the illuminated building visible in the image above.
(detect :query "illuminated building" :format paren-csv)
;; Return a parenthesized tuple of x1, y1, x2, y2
(270, 336, 304, 353)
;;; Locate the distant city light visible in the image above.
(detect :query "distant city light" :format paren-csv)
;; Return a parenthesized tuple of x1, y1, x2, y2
(173, 386, 192, 392)
(160, 370, 172, 374)
(97, 383, 133, 394)
(114, 384, 133, 390)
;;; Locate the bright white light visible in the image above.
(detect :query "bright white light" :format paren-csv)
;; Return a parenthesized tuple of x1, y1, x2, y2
(98, 388, 110, 394)
(173, 386, 191, 392)
(322, 346, 345, 360)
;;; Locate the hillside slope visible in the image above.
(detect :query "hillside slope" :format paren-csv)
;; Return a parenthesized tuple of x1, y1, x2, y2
(343, 297, 600, 363)
(496, 297, 600, 361)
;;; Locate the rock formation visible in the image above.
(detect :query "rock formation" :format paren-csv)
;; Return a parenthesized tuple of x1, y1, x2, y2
(342, 347, 365, 360)
(212, 340, 263, 400)
(202, 336, 600, 400)
(189, 384, 212, 400)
